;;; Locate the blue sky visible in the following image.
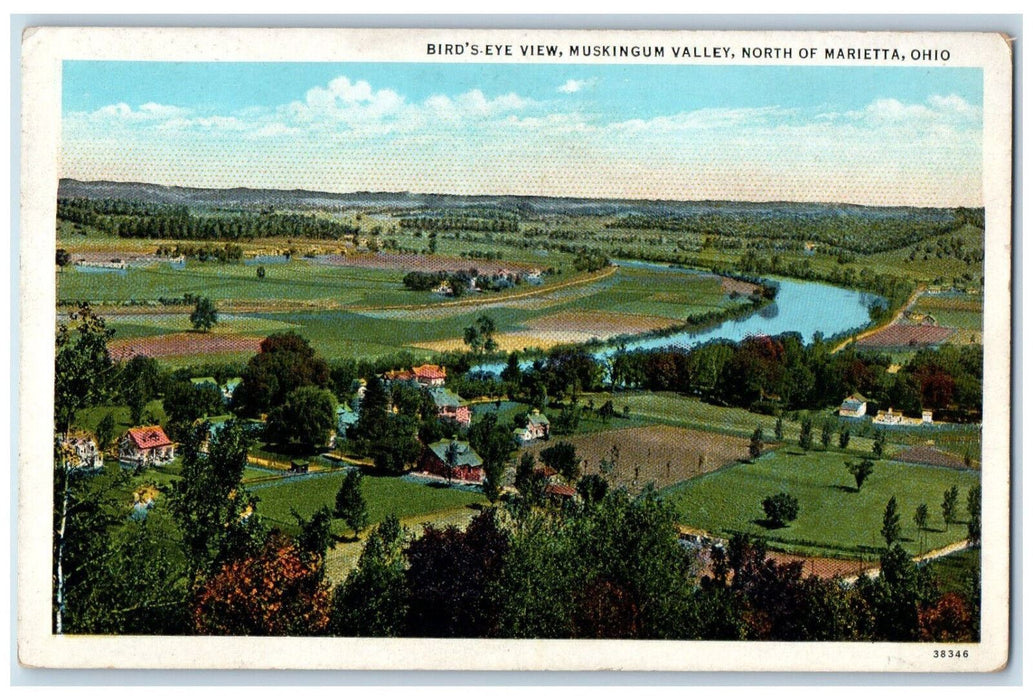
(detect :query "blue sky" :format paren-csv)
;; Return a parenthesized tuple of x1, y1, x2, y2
(61, 61, 984, 206)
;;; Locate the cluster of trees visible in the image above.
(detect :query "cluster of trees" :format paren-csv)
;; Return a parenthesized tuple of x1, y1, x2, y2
(608, 334, 982, 419)
(605, 207, 968, 256)
(57, 198, 360, 240)
(571, 251, 611, 273)
(398, 213, 519, 233)
(161, 242, 244, 263)
(332, 492, 977, 641)
(402, 268, 526, 296)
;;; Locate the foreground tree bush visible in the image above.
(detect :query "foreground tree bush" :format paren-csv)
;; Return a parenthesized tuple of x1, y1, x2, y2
(192, 532, 331, 636)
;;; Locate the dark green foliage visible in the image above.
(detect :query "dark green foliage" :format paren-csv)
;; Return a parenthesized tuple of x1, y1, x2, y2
(577, 473, 609, 507)
(168, 421, 263, 585)
(95, 411, 116, 455)
(56, 248, 71, 266)
(330, 515, 409, 636)
(881, 496, 901, 546)
(514, 452, 536, 497)
(820, 420, 833, 449)
(265, 386, 336, 451)
(749, 426, 764, 460)
(838, 427, 851, 449)
(709, 534, 858, 641)
(798, 416, 813, 451)
(295, 506, 334, 560)
(468, 413, 515, 503)
(872, 430, 886, 459)
(761, 493, 799, 527)
(854, 544, 935, 641)
(942, 485, 960, 525)
(553, 400, 582, 435)
(774, 416, 783, 440)
(189, 296, 218, 332)
(540, 441, 581, 483)
(966, 486, 981, 544)
(256, 265, 266, 280)
(334, 470, 369, 537)
(914, 503, 929, 532)
(163, 380, 224, 441)
(463, 314, 498, 354)
(55, 303, 116, 432)
(404, 510, 510, 637)
(233, 332, 330, 417)
(58, 197, 359, 240)
(847, 458, 875, 492)
(62, 511, 189, 635)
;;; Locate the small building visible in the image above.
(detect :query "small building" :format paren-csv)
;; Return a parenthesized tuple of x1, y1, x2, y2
(513, 409, 550, 443)
(59, 433, 104, 471)
(429, 386, 472, 426)
(413, 364, 447, 387)
(872, 407, 903, 425)
(419, 439, 484, 483)
(545, 483, 577, 504)
(119, 426, 176, 468)
(838, 393, 868, 418)
(922, 409, 934, 424)
(383, 369, 415, 385)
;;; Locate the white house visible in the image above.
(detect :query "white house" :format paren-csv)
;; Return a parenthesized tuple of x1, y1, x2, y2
(119, 426, 176, 468)
(838, 394, 868, 418)
(59, 434, 104, 471)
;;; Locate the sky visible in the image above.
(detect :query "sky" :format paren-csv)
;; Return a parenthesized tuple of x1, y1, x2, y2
(60, 61, 984, 207)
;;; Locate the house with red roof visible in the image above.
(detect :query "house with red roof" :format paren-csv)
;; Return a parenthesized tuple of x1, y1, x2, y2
(119, 426, 176, 468)
(412, 364, 447, 386)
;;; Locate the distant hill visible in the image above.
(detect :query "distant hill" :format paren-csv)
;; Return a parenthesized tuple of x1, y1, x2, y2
(57, 179, 958, 220)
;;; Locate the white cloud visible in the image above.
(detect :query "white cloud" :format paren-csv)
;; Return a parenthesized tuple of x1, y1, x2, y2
(824, 94, 982, 129)
(557, 79, 591, 94)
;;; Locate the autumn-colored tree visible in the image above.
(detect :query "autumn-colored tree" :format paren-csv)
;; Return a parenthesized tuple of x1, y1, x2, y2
(192, 532, 331, 636)
(919, 593, 975, 642)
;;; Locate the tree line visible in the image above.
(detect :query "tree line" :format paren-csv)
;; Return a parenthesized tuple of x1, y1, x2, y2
(57, 198, 360, 240)
(604, 208, 974, 256)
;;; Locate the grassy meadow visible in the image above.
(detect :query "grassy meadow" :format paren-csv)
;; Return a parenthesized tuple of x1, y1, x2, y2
(664, 448, 980, 559)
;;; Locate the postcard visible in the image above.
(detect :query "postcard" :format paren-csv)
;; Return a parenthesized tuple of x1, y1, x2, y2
(18, 26, 1012, 672)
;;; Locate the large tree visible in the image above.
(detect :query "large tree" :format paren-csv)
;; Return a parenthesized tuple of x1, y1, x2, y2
(334, 470, 369, 538)
(749, 426, 764, 460)
(330, 515, 409, 636)
(846, 458, 875, 492)
(540, 441, 581, 483)
(168, 421, 263, 585)
(881, 496, 902, 546)
(55, 302, 115, 433)
(189, 296, 219, 333)
(468, 413, 515, 503)
(264, 386, 336, 451)
(233, 332, 330, 417)
(942, 485, 960, 526)
(761, 493, 799, 528)
(54, 303, 116, 633)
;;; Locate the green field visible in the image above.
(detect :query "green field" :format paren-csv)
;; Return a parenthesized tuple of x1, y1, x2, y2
(922, 547, 980, 596)
(247, 471, 486, 537)
(60, 257, 747, 362)
(664, 448, 979, 559)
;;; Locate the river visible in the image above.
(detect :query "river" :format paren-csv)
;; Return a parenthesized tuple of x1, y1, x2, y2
(474, 261, 881, 374)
